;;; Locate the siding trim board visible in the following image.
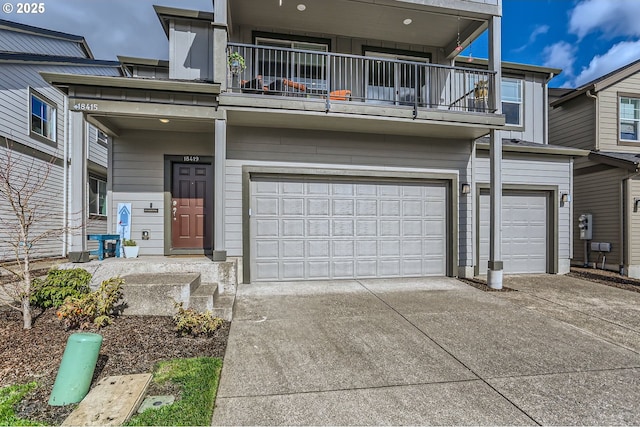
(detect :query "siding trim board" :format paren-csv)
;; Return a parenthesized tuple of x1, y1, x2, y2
(0, 136, 63, 167)
(475, 183, 559, 275)
(241, 165, 458, 283)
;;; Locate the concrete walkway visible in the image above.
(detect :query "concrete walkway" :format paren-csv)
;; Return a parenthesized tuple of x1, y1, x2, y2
(212, 276, 640, 425)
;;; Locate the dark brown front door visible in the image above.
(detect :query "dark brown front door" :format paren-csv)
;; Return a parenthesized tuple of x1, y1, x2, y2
(171, 163, 212, 250)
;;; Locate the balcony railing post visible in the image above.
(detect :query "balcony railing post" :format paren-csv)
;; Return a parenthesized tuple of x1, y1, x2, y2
(326, 53, 332, 111)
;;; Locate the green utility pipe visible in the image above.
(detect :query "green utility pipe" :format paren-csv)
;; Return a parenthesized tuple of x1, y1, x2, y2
(48, 332, 103, 406)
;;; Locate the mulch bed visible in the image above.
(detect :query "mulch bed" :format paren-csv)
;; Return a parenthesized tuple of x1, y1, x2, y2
(0, 307, 229, 425)
(568, 266, 640, 294)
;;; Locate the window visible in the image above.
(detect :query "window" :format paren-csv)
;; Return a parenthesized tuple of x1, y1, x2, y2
(620, 97, 640, 141)
(502, 78, 522, 126)
(89, 177, 107, 216)
(30, 90, 56, 142)
(97, 130, 109, 146)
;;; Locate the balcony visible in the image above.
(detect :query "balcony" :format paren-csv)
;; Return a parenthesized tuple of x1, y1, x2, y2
(222, 43, 503, 139)
(227, 43, 497, 115)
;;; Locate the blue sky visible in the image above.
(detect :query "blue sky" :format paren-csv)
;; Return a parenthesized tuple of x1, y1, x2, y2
(475, 0, 640, 88)
(4, 0, 640, 89)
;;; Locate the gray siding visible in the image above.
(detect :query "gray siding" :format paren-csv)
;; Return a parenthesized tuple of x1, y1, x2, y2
(549, 94, 595, 150)
(87, 124, 108, 168)
(110, 130, 213, 255)
(598, 72, 640, 153)
(0, 63, 119, 156)
(572, 167, 625, 265)
(224, 126, 473, 266)
(0, 146, 64, 260)
(475, 151, 572, 261)
(0, 29, 86, 57)
(629, 177, 640, 265)
(499, 73, 546, 144)
(169, 21, 214, 81)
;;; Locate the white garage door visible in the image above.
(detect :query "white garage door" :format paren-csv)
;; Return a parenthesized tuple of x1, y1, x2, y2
(479, 191, 548, 275)
(250, 177, 447, 281)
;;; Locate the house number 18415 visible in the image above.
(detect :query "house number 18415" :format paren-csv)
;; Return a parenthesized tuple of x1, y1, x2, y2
(183, 156, 200, 162)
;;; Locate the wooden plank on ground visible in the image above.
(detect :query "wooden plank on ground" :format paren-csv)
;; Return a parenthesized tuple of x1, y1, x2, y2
(62, 373, 152, 426)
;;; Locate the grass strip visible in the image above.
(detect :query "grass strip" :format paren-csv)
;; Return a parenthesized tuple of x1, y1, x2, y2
(126, 357, 222, 426)
(0, 382, 41, 426)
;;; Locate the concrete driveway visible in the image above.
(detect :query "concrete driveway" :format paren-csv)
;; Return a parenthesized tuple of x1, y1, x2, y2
(212, 276, 640, 425)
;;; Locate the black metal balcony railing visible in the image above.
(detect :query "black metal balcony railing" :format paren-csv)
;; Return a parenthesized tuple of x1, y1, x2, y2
(227, 42, 496, 113)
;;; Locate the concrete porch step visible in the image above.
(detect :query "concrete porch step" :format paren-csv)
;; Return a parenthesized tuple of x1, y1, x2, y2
(211, 293, 235, 321)
(188, 283, 219, 312)
(121, 273, 200, 316)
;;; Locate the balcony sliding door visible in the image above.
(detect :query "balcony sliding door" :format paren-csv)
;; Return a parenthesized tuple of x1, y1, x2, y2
(364, 50, 430, 106)
(255, 37, 328, 92)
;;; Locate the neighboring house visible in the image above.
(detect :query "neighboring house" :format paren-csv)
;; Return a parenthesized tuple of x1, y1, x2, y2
(0, 19, 122, 261)
(42, 0, 585, 286)
(550, 59, 640, 278)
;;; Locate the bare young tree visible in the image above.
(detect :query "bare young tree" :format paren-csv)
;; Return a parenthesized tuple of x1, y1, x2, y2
(0, 137, 66, 329)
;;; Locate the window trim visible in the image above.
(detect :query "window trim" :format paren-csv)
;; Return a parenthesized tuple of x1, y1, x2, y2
(28, 88, 58, 146)
(501, 76, 524, 129)
(618, 92, 640, 145)
(88, 175, 107, 218)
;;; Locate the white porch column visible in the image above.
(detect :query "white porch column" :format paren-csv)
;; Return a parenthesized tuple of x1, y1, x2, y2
(213, 119, 227, 261)
(488, 16, 503, 289)
(68, 111, 87, 253)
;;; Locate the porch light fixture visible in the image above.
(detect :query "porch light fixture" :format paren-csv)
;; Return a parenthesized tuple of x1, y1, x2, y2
(297, 4, 306, 11)
(159, 118, 170, 124)
(403, 18, 412, 25)
(560, 193, 570, 203)
(461, 183, 471, 195)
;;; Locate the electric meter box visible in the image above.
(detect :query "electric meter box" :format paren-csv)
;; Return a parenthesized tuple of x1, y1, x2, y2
(578, 213, 592, 240)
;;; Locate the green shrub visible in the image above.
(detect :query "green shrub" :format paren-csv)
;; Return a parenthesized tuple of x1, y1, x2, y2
(173, 303, 223, 337)
(0, 382, 40, 426)
(57, 277, 124, 330)
(30, 268, 92, 308)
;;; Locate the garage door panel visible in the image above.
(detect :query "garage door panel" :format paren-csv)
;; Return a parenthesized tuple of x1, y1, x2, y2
(251, 178, 447, 281)
(479, 191, 548, 275)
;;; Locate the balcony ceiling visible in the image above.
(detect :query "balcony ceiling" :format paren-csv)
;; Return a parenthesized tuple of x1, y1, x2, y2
(229, 0, 488, 51)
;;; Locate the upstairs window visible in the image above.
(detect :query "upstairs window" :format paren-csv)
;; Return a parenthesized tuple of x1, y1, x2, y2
(620, 97, 640, 141)
(89, 177, 107, 216)
(30, 90, 57, 143)
(502, 78, 522, 126)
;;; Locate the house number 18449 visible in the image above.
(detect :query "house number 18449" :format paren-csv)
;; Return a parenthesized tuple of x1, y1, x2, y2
(183, 156, 200, 162)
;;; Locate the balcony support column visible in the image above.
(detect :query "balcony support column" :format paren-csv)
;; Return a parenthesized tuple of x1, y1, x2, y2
(488, 15, 503, 289)
(213, 0, 228, 91)
(68, 111, 87, 253)
(213, 118, 227, 261)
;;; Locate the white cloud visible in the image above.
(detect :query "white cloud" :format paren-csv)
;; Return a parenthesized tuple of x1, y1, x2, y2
(572, 40, 640, 87)
(569, 0, 640, 40)
(543, 41, 577, 77)
(512, 24, 549, 53)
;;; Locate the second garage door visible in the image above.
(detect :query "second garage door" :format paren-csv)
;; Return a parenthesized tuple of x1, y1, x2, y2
(250, 176, 448, 281)
(478, 191, 548, 275)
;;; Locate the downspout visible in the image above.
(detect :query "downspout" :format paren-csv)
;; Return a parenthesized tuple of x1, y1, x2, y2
(62, 96, 69, 257)
(586, 89, 598, 150)
(544, 72, 554, 145)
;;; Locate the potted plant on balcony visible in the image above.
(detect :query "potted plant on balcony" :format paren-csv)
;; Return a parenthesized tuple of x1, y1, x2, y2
(122, 239, 139, 258)
(228, 51, 246, 75)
